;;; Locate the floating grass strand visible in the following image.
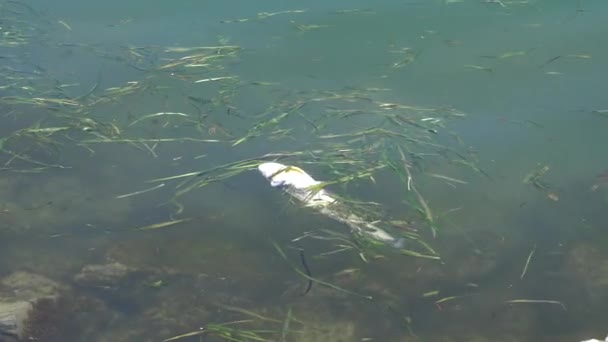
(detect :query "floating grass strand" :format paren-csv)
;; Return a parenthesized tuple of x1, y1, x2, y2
(504, 299, 567, 310)
(163, 321, 278, 342)
(280, 307, 293, 342)
(116, 183, 165, 199)
(216, 304, 283, 324)
(435, 294, 476, 305)
(299, 250, 313, 295)
(134, 217, 192, 231)
(399, 248, 441, 260)
(271, 241, 373, 300)
(426, 172, 468, 185)
(162, 329, 207, 341)
(520, 244, 536, 279)
(81, 137, 222, 144)
(397, 146, 436, 237)
(127, 112, 192, 127)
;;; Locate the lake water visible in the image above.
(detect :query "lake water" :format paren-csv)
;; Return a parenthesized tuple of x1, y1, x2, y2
(1, 0, 607, 341)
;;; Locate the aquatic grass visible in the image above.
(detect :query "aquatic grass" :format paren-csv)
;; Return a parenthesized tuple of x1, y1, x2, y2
(162, 303, 309, 342)
(2, 1, 596, 340)
(271, 241, 374, 300)
(0, 23, 476, 255)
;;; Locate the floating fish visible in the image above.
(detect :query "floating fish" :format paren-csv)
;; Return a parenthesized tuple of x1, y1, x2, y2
(258, 162, 404, 247)
(580, 335, 608, 342)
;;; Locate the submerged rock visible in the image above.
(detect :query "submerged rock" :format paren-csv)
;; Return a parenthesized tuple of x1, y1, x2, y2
(0, 271, 63, 341)
(74, 262, 131, 286)
(0, 301, 30, 341)
(1, 272, 62, 301)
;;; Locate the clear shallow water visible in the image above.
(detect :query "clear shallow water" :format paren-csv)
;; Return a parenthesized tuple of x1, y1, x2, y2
(1, 0, 607, 341)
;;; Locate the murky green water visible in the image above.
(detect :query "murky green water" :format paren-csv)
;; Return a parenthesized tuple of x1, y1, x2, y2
(1, 0, 607, 341)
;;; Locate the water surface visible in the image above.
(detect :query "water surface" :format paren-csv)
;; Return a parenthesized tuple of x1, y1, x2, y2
(1, 0, 607, 341)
